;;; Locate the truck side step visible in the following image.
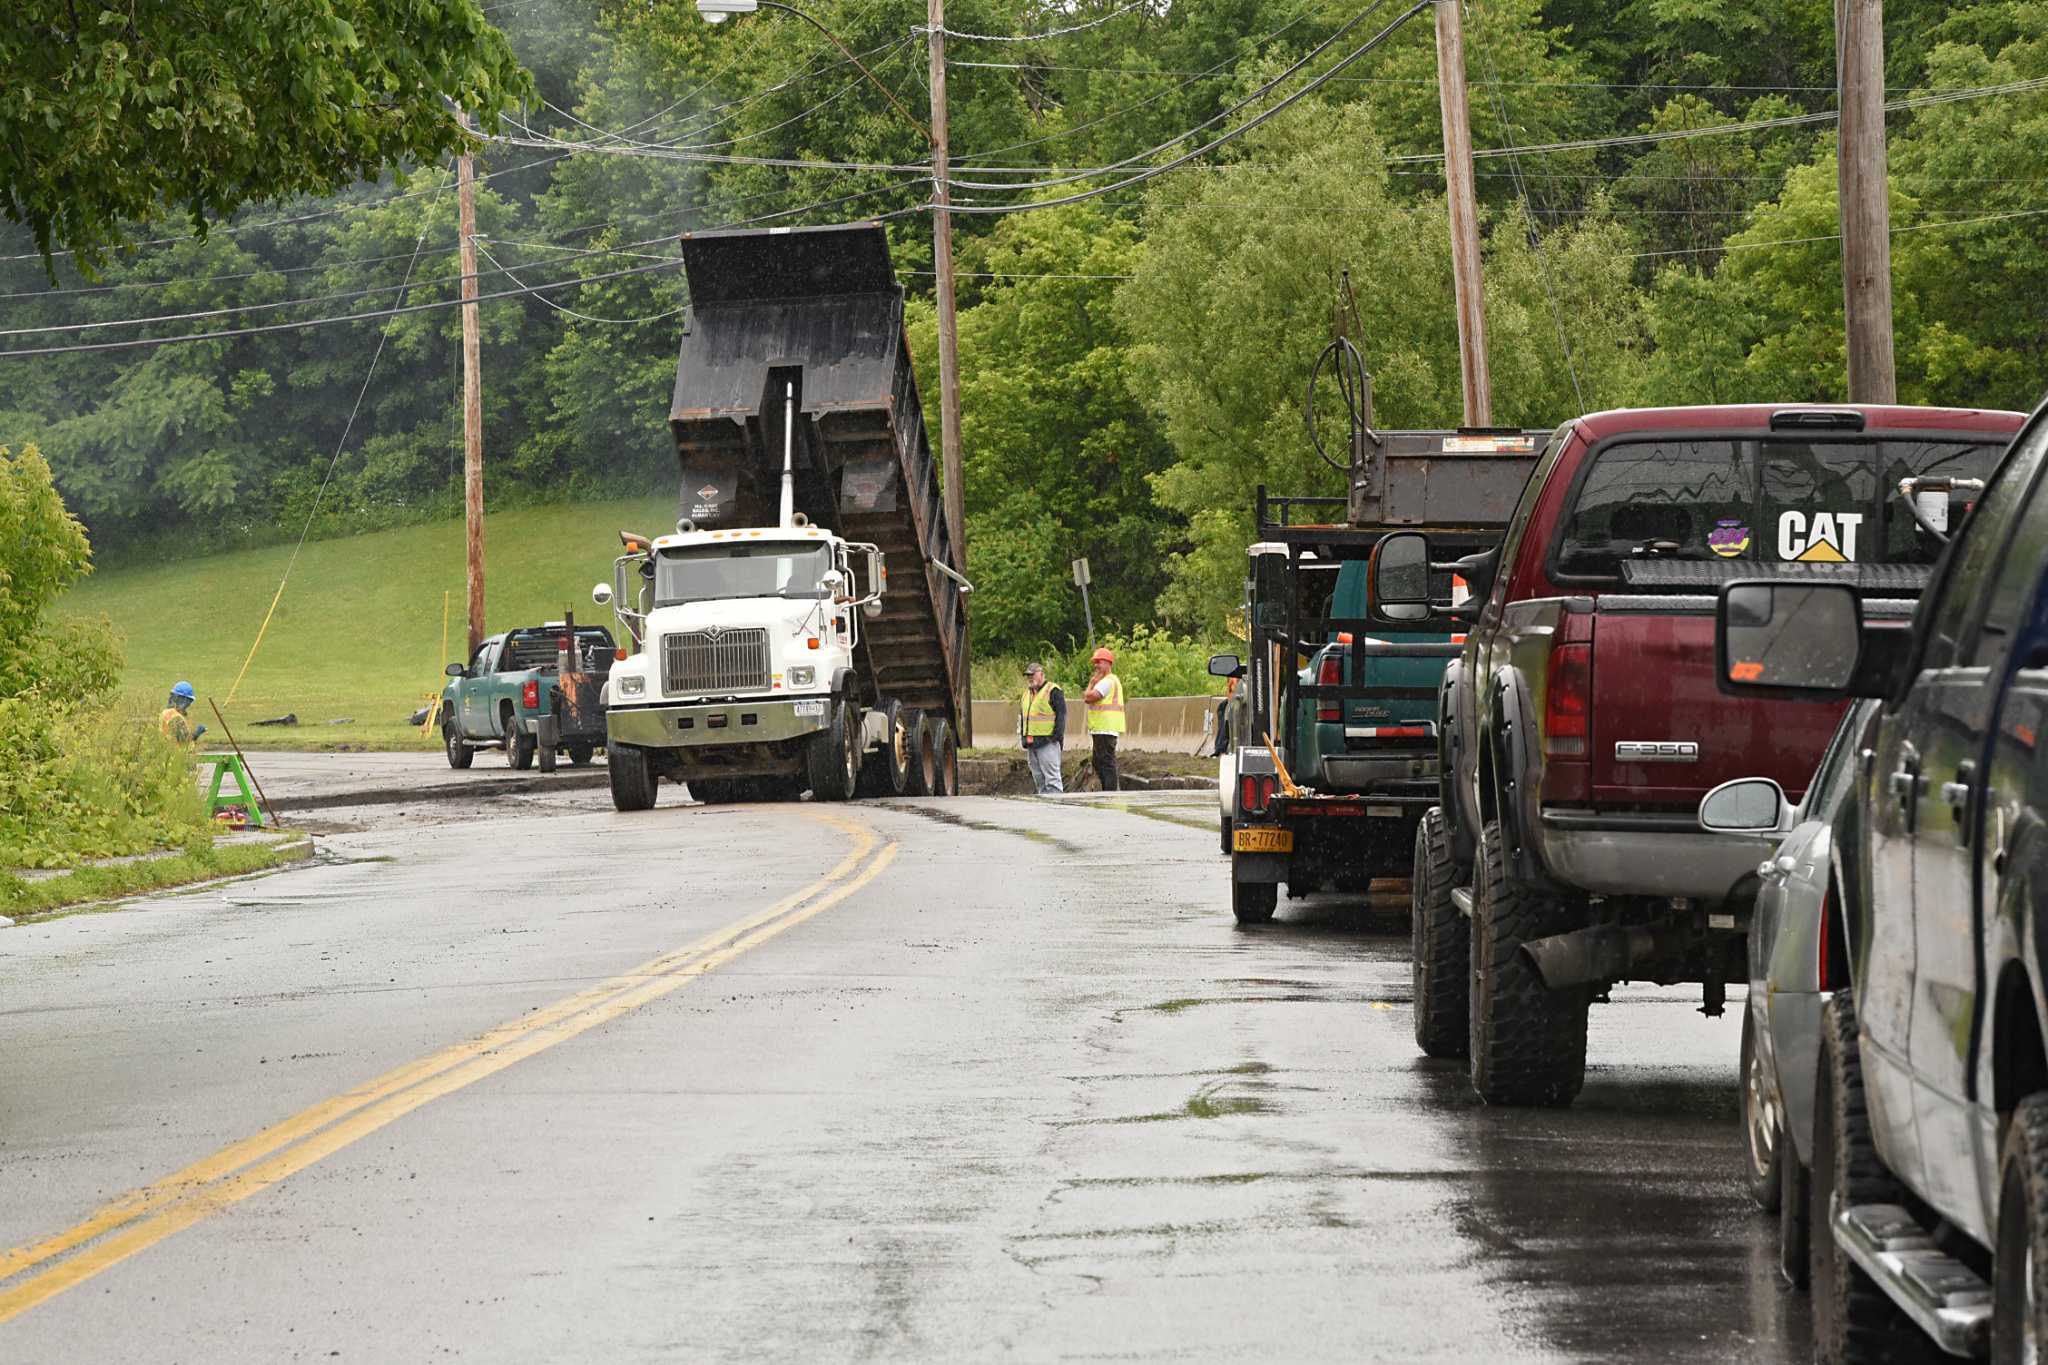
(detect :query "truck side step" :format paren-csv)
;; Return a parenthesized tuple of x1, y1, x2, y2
(1833, 1202, 1991, 1357)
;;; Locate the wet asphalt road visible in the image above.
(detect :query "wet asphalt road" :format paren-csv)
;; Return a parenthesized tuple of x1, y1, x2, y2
(1, 770, 1809, 1361)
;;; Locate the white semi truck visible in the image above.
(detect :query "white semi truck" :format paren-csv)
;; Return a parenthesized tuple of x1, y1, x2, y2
(596, 222, 971, 810)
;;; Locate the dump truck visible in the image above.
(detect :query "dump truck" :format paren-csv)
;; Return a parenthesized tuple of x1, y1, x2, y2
(596, 222, 971, 810)
(1216, 427, 1548, 923)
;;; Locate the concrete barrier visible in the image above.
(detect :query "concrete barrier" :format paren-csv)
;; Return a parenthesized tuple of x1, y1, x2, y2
(970, 694, 1221, 753)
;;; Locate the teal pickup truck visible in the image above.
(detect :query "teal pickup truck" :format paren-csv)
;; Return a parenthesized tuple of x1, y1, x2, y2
(441, 624, 616, 770)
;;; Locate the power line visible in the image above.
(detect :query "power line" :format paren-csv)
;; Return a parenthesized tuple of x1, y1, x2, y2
(929, 0, 1151, 43)
(475, 242, 685, 325)
(950, 60, 1845, 92)
(1626, 204, 2048, 261)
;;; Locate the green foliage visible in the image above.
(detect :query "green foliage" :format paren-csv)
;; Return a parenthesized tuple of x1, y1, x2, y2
(0, 1, 533, 275)
(0, 444, 120, 700)
(977, 623, 1224, 703)
(0, 698, 208, 869)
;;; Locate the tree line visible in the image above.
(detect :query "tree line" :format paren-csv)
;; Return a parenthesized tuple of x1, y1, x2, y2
(3, 0, 2045, 657)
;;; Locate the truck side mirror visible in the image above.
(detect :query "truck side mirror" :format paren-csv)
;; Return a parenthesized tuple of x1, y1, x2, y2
(1207, 653, 1244, 678)
(1698, 777, 1789, 833)
(445, 662, 466, 677)
(592, 582, 613, 606)
(1369, 531, 1432, 622)
(1717, 582, 1869, 698)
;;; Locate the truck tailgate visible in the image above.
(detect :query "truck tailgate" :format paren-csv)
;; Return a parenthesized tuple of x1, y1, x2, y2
(1590, 604, 1845, 808)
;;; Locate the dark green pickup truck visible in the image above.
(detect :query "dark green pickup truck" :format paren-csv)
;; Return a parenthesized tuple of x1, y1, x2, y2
(440, 625, 615, 770)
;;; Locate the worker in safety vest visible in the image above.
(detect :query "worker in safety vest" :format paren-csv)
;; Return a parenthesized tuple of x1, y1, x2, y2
(1083, 647, 1125, 791)
(159, 681, 208, 745)
(1019, 662, 1066, 795)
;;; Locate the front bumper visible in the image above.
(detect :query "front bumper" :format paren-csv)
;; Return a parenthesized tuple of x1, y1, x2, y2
(606, 697, 827, 749)
(1538, 809, 1778, 902)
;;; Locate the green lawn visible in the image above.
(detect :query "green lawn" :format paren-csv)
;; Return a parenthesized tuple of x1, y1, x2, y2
(63, 498, 676, 751)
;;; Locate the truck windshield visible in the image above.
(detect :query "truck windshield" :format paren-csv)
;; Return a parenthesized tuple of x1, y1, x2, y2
(655, 543, 832, 604)
(1555, 436, 2005, 577)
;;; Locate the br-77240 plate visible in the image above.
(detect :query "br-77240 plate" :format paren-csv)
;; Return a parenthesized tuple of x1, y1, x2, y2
(1234, 827, 1294, 854)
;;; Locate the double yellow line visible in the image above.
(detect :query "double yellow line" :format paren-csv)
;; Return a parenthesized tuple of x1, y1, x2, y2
(0, 808, 897, 1324)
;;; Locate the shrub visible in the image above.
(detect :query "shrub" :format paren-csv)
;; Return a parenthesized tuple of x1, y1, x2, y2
(975, 623, 1225, 703)
(0, 695, 208, 869)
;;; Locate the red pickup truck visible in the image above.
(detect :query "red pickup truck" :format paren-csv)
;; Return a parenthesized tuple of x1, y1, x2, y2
(1371, 404, 2027, 1106)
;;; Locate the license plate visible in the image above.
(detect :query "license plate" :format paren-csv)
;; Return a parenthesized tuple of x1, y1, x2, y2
(793, 700, 826, 717)
(1234, 827, 1293, 854)
(1368, 805, 1401, 818)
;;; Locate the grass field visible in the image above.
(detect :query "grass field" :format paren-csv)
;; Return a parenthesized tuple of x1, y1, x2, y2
(63, 498, 675, 751)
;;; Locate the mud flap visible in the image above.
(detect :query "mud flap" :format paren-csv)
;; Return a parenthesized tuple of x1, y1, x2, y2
(1232, 851, 1287, 884)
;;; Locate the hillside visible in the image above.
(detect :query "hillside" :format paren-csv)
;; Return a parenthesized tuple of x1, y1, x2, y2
(63, 499, 675, 750)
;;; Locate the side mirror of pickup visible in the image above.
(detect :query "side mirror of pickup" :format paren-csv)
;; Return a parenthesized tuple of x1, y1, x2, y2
(1717, 581, 1904, 699)
(592, 582, 613, 606)
(1698, 777, 1790, 833)
(1368, 531, 1433, 622)
(1207, 653, 1244, 679)
(445, 662, 466, 678)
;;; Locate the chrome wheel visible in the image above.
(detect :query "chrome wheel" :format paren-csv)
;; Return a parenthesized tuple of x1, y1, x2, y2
(1745, 1033, 1780, 1180)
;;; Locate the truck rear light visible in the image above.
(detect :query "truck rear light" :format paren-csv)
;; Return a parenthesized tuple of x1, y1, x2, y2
(522, 679, 539, 709)
(1543, 642, 1590, 758)
(1239, 773, 1278, 814)
(1317, 654, 1343, 723)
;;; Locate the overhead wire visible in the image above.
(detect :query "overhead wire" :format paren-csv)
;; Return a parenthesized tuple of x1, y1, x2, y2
(474, 241, 685, 325)
(928, 0, 1152, 43)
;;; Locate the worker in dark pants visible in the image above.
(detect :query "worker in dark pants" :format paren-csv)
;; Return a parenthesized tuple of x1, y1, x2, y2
(1083, 647, 1124, 791)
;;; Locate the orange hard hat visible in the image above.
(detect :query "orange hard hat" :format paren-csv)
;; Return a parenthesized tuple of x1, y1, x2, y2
(1091, 647, 1115, 664)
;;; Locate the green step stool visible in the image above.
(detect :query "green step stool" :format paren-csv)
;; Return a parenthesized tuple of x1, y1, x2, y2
(199, 753, 265, 829)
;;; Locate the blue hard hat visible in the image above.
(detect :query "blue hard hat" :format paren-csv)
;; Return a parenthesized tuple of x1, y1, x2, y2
(171, 681, 195, 700)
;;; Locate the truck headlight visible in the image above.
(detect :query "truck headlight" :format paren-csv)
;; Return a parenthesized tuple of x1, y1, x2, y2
(787, 665, 815, 687)
(618, 674, 646, 697)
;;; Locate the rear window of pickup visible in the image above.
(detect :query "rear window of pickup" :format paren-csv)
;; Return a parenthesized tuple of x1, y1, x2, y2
(1553, 436, 2006, 579)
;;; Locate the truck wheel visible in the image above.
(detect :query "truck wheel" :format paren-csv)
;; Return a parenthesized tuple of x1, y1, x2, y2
(1742, 1006, 1783, 1213)
(1220, 815, 1232, 857)
(1994, 1093, 2048, 1363)
(1468, 820, 1587, 1107)
(900, 710, 933, 797)
(444, 725, 473, 770)
(1811, 990, 1926, 1362)
(1411, 808, 1469, 1060)
(929, 718, 959, 796)
(805, 699, 859, 802)
(509, 728, 536, 771)
(568, 744, 594, 767)
(690, 778, 733, 804)
(608, 743, 658, 812)
(1231, 856, 1277, 924)
(857, 699, 909, 797)
(538, 738, 558, 774)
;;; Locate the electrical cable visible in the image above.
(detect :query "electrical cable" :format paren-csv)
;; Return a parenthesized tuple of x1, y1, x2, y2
(1304, 333, 1369, 475)
(474, 241, 685, 325)
(927, 0, 1151, 43)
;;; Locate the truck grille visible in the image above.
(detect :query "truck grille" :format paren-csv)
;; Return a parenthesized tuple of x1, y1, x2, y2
(662, 628, 770, 696)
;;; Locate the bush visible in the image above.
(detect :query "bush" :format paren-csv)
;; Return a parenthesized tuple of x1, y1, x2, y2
(975, 623, 1225, 702)
(0, 695, 209, 869)
(2, 444, 120, 700)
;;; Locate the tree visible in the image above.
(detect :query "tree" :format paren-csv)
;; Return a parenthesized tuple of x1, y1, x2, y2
(0, 445, 118, 701)
(0, 1, 532, 275)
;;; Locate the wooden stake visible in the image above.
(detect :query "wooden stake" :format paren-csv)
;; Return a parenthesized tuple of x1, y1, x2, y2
(458, 111, 488, 654)
(1434, 0, 1492, 427)
(1837, 0, 1897, 402)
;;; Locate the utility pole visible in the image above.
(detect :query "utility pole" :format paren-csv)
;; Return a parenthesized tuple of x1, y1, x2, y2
(927, 0, 971, 740)
(1837, 0, 1897, 402)
(457, 110, 487, 655)
(1433, 0, 1492, 427)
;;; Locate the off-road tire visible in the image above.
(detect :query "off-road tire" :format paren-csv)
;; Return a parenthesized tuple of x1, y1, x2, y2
(444, 725, 473, 770)
(1231, 856, 1277, 924)
(1411, 808, 1470, 1060)
(1811, 990, 1929, 1363)
(1743, 1005, 1784, 1212)
(608, 743, 658, 812)
(1468, 820, 1588, 1107)
(509, 727, 536, 771)
(1994, 1093, 2048, 1363)
(930, 718, 959, 796)
(804, 699, 860, 802)
(568, 744, 594, 767)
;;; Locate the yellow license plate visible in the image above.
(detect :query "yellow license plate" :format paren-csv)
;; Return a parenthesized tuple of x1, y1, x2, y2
(1234, 827, 1293, 854)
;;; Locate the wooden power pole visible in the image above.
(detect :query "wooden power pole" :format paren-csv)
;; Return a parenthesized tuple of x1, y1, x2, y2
(928, 0, 970, 737)
(1434, 0, 1492, 428)
(1837, 0, 1897, 403)
(457, 112, 487, 656)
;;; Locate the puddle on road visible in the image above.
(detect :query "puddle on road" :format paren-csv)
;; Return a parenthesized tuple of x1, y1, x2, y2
(1054, 1077, 1279, 1128)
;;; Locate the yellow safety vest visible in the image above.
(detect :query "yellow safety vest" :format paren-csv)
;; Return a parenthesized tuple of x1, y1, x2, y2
(1086, 673, 1126, 734)
(1021, 684, 1060, 737)
(159, 707, 193, 743)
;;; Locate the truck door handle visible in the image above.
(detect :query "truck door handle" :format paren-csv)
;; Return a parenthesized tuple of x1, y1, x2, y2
(1889, 770, 1919, 801)
(1944, 761, 1978, 846)
(1940, 781, 1972, 810)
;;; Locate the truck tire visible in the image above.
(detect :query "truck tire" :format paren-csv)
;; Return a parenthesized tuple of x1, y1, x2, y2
(930, 718, 959, 796)
(609, 743, 658, 811)
(568, 744, 595, 767)
(1742, 1005, 1783, 1213)
(857, 699, 909, 797)
(444, 724, 473, 770)
(538, 737, 557, 774)
(509, 727, 536, 771)
(1220, 815, 1232, 857)
(690, 778, 734, 804)
(805, 699, 859, 802)
(900, 710, 933, 796)
(1231, 856, 1277, 924)
(1811, 990, 1929, 1363)
(1994, 1093, 2048, 1363)
(1468, 820, 1587, 1107)
(1411, 808, 1469, 1060)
